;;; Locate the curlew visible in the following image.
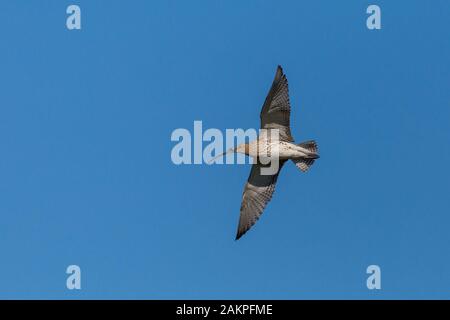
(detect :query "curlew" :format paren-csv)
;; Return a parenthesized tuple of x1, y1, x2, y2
(215, 66, 320, 239)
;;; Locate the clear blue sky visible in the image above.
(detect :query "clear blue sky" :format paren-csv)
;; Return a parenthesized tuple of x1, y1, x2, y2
(1, 0, 450, 299)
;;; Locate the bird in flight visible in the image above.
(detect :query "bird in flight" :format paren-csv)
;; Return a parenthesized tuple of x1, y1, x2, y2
(215, 66, 320, 240)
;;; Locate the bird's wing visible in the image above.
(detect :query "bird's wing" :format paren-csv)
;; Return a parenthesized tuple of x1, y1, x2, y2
(260, 65, 293, 142)
(236, 161, 285, 240)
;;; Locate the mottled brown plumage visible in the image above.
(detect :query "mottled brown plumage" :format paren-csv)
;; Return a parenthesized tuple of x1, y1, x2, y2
(233, 66, 320, 240)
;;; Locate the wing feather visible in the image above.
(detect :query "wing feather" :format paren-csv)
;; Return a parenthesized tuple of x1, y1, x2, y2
(235, 161, 285, 239)
(260, 66, 293, 142)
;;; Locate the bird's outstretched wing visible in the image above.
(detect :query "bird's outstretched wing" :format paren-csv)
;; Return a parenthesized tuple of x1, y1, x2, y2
(236, 161, 285, 240)
(260, 65, 293, 142)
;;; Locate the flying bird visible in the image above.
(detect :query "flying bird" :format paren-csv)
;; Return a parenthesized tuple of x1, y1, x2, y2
(215, 66, 320, 239)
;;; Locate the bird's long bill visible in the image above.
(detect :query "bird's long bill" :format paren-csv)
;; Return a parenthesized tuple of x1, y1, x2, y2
(207, 148, 234, 164)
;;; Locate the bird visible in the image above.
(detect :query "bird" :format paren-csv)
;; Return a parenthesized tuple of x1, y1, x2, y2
(214, 66, 320, 239)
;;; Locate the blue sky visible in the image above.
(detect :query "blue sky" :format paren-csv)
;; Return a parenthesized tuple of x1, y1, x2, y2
(1, 0, 450, 299)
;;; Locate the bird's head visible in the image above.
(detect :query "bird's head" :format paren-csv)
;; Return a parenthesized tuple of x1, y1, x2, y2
(235, 143, 249, 155)
(207, 143, 249, 164)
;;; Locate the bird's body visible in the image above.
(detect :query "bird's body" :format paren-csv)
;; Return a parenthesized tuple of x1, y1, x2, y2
(239, 139, 318, 161)
(219, 65, 319, 240)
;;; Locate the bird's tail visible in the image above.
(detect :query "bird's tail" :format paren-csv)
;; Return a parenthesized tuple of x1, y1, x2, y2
(298, 140, 318, 154)
(292, 140, 319, 172)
